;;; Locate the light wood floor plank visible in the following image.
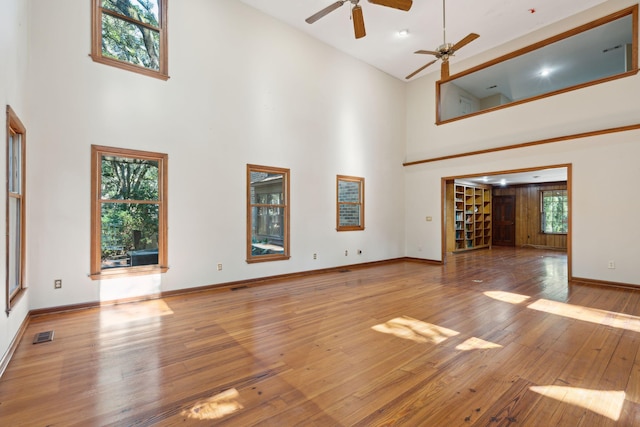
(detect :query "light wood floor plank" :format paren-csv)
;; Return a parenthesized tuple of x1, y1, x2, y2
(1, 247, 640, 425)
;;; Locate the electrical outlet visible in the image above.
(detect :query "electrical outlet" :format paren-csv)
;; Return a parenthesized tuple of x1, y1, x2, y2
(217, 263, 223, 271)
(608, 261, 615, 269)
(313, 253, 317, 260)
(345, 250, 348, 256)
(54, 279, 62, 289)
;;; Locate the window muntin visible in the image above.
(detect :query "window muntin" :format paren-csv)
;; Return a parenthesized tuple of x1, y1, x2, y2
(91, 0, 168, 80)
(247, 165, 290, 263)
(91, 146, 168, 278)
(541, 190, 568, 234)
(6, 106, 26, 313)
(337, 175, 364, 231)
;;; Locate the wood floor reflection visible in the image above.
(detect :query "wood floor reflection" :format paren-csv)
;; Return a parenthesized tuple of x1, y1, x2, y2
(2, 247, 640, 426)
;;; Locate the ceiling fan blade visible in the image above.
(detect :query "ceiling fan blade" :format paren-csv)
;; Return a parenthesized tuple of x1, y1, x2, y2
(305, 1, 345, 24)
(452, 33, 479, 52)
(352, 5, 366, 39)
(405, 59, 438, 80)
(367, 0, 413, 12)
(415, 50, 440, 56)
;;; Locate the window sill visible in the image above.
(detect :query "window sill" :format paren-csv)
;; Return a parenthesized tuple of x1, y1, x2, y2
(90, 265, 169, 281)
(90, 55, 169, 81)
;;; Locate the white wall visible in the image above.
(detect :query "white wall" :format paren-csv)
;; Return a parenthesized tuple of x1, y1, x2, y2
(24, 0, 406, 310)
(404, 0, 640, 285)
(0, 0, 30, 361)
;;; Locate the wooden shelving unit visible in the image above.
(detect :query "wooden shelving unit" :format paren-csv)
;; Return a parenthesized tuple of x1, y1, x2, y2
(448, 182, 492, 252)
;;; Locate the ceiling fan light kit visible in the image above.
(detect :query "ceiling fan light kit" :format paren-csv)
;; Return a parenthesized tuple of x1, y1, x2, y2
(305, 0, 412, 40)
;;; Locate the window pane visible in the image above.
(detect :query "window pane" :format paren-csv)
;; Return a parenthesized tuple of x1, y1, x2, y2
(339, 204, 361, 227)
(101, 14, 160, 70)
(8, 131, 21, 194)
(541, 190, 568, 234)
(338, 181, 360, 202)
(101, 156, 159, 200)
(102, 0, 160, 26)
(101, 202, 159, 269)
(8, 197, 21, 296)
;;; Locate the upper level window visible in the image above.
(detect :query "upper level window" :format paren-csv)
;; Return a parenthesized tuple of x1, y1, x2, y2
(541, 190, 568, 234)
(247, 165, 290, 263)
(6, 106, 26, 314)
(91, 145, 168, 279)
(91, 0, 169, 80)
(337, 175, 364, 231)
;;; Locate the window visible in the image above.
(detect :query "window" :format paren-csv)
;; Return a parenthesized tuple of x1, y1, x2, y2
(337, 175, 364, 231)
(91, 145, 168, 278)
(91, 0, 168, 80)
(6, 106, 26, 313)
(247, 165, 290, 263)
(541, 189, 568, 234)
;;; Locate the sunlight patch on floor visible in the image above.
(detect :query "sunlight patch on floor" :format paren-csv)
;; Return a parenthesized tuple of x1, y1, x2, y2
(530, 385, 625, 421)
(99, 299, 173, 327)
(183, 388, 243, 420)
(528, 299, 640, 332)
(484, 291, 531, 304)
(372, 316, 459, 344)
(456, 336, 502, 351)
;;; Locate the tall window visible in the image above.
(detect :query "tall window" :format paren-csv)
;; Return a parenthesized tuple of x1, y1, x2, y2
(6, 106, 26, 313)
(91, 146, 168, 278)
(541, 189, 568, 234)
(247, 165, 290, 263)
(91, 0, 169, 80)
(337, 175, 364, 231)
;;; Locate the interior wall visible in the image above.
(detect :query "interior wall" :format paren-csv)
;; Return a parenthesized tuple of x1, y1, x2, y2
(493, 182, 568, 249)
(0, 0, 30, 364)
(23, 0, 407, 311)
(405, 0, 640, 286)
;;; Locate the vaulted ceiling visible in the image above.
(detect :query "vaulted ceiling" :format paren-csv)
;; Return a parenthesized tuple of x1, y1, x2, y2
(240, 0, 607, 81)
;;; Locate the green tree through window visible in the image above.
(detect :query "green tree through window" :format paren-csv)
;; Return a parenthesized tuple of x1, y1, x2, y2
(91, 0, 168, 79)
(541, 190, 568, 234)
(91, 146, 168, 278)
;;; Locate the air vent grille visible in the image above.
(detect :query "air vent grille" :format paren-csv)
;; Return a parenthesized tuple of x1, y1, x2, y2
(33, 330, 54, 344)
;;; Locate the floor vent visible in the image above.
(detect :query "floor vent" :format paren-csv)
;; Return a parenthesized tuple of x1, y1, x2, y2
(231, 286, 249, 291)
(33, 330, 54, 344)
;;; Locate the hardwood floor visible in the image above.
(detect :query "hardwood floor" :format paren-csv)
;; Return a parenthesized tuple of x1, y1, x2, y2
(2, 247, 640, 426)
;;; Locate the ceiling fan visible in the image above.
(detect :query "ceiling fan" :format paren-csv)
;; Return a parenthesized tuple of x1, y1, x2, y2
(305, 0, 413, 40)
(405, 0, 479, 80)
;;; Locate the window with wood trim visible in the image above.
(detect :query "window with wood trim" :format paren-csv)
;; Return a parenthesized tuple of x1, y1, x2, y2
(6, 106, 26, 314)
(247, 165, 290, 263)
(337, 175, 364, 231)
(91, 0, 168, 80)
(91, 145, 168, 279)
(541, 189, 568, 234)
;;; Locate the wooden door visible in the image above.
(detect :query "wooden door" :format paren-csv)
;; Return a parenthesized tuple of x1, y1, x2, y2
(493, 195, 515, 246)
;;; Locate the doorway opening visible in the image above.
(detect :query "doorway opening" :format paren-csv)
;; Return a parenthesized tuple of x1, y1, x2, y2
(441, 164, 572, 278)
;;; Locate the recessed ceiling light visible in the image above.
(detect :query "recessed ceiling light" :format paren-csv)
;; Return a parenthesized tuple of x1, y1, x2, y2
(398, 29, 410, 37)
(500, 179, 507, 186)
(540, 68, 551, 77)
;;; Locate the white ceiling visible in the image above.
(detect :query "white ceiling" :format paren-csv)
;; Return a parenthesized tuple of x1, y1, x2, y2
(239, 0, 608, 81)
(461, 167, 567, 187)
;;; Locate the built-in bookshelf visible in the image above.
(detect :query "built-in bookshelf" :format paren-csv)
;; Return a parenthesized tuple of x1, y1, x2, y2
(451, 182, 491, 252)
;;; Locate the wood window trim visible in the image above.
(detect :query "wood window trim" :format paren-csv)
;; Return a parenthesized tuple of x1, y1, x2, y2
(336, 175, 365, 232)
(90, 0, 169, 81)
(5, 106, 27, 315)
(90, 145, 168, 280)
(246, 164, 290, 263)
(540, 189, 568, 235)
